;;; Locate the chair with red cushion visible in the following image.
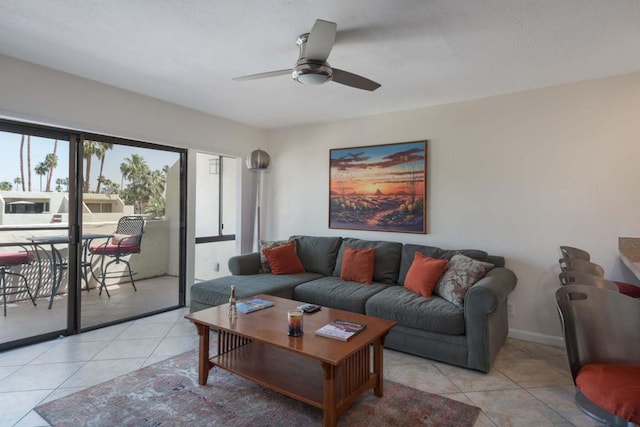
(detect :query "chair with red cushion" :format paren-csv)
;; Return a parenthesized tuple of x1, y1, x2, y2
(556, 285, 640, 426)
(560, 246, 591, 261)
(559, 256, 640, 298)
(89, 216, 145, 297)
(0, 246, 37, 316)
(558, 270, 619, 292)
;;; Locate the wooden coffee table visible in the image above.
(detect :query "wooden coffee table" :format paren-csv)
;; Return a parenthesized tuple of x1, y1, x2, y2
(185, 294, 396, 427)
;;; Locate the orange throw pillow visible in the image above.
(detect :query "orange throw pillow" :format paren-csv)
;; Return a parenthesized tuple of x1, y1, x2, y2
(262, 242, 305, 275)
(340, 247, 376, 284)
(404, 252, 448, 298)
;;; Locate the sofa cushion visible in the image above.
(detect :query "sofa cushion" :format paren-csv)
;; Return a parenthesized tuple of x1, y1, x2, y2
(365, 286, 465, 335)
(259, 239, 290, 273)
(262, 242, 305, 275)
(293, 276, 389, 314)
(333, 238, 402, 284)
(398, 245, 491, 285)
(435, 254, 494, 307)
(290, 235, 343, 276)
(404, 253, 448, 298)
(191, 272, 323, 309)
(340, 247, 376, 284)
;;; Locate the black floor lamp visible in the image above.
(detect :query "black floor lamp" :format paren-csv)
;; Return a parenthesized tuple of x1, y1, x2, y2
(246, 148, 271, 244)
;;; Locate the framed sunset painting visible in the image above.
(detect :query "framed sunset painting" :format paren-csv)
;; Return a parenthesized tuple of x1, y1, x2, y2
(329, 140, 427, 233)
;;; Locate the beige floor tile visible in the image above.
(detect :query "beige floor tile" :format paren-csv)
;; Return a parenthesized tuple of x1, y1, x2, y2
(31, 340, 108, 364)
(12, 409, 50, 427)
(0, 390, 51, 427)
(60, 358, 145, 388)
(466, 389, 573, 426)
(544, 355, 571, 375)
(494, 339, 531, 365)
(0, 364, 19, 381)
(93, 337, 162, 360)
(527, 385, 600, 427)
(494, 358, 573, 387)
(114, 321, 174, 340)
(40, 386, 87, 404)
(0, 341, 56, 367)
(434, 361, 519, 392)
(509, 338, 567, 358)
(0, 362, 84, 392)
(385, 362, 460, 394)
(382, 348, 427, 365)
(150, 335, 199, 357)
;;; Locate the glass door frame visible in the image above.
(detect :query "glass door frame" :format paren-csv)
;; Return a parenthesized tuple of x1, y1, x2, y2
(78, 132, 188, 332)
(0, 118, 188, 349)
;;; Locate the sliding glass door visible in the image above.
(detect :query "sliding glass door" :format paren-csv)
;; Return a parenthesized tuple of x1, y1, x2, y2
(79, 137, 185, 329)
(0, 124, 72, 348)
(0, 119, 187, 350)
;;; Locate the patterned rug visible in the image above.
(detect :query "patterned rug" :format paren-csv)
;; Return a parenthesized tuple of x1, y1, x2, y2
(35, 349, 480, 426)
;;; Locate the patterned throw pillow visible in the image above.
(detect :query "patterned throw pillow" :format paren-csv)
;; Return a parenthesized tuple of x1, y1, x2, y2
(259, 240, 290, 273)
(435, 254, 494, 306)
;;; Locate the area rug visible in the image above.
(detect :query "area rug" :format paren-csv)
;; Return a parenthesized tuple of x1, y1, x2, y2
(35, 349, 480, 426)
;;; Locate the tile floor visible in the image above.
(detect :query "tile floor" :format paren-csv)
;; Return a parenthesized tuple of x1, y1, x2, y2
(0, 307, 598, 427)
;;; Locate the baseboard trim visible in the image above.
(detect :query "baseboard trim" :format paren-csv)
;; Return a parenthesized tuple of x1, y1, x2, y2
(508, 328, 564, 348)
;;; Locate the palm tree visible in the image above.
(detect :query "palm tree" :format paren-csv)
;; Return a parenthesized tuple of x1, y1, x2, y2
(0, 181, 13, 191)
(13, 177, 22, 191)
(44, 151, 58, 192)
(35, 162, 48, 191)
(83, 140, 99, 193)
(94, 142, 113, 193)
(19, 135, 25, 191)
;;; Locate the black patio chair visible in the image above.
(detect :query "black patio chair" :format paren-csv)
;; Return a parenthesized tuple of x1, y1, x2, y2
(89, 216, 145, 297)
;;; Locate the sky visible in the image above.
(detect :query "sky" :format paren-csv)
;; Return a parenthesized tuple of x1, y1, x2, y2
(329, 141, 426, 196)
(0, 131, 180, 192)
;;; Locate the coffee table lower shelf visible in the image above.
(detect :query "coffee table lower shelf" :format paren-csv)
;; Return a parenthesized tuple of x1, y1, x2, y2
(210, 337, 378, 426)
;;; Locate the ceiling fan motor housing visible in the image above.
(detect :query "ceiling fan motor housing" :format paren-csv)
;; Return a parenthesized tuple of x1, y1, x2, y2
(292, 60, 333, 85)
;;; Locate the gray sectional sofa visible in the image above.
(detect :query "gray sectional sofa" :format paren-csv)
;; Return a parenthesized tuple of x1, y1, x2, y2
(190, 235, 517, 372)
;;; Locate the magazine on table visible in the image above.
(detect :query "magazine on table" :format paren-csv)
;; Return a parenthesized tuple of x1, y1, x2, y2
(315, 319, 367, 341)
(236, 298, 275, 314)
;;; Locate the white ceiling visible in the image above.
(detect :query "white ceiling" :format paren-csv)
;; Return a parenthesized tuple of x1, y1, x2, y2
(1, 1, 640, 130)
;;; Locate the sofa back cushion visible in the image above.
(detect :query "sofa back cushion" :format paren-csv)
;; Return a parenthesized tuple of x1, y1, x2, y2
(289, 235, 343, 276)
(333, 238, 403, 284)
(398, 244, 494, 285)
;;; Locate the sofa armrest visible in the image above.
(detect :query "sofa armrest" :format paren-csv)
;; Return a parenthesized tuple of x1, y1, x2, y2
(465, 267, 517, 315)
(464, 267, 517, 372)
(228, 252, 261, 275)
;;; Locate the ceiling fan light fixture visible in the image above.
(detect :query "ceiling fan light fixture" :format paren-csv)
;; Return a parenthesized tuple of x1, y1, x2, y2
(292, 61, 332, 85)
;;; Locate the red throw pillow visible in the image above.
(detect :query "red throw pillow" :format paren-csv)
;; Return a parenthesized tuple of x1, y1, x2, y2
(340, 247, 376, 284)
(404, 252, 448, 298)
(262, 242, 305, 275)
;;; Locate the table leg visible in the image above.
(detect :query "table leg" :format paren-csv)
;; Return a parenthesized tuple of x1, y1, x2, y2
(322, 362, 337, 427)
(373, 337, 385, 397)
(195, 323, 211, 385)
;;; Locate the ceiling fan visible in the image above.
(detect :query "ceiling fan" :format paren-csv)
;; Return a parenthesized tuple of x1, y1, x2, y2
(233, 19, 381, 91)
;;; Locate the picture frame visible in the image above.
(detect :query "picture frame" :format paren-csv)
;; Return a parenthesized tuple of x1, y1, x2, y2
(329, 140, 427, 233)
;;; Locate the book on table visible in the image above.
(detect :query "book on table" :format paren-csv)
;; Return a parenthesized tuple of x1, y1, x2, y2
(315, 319, 367, 341)
(236, 298, 275, 314)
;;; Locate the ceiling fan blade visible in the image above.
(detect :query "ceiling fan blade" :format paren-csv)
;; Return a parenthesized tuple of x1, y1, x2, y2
(332, 68, 381, 91)
(304, 19, 337, 61)
(233, 69, 292, 81)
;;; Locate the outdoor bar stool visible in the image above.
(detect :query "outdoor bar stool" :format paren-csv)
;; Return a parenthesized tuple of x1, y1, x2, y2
(89, 216, 145, 297)
(0, 247, 37, 316)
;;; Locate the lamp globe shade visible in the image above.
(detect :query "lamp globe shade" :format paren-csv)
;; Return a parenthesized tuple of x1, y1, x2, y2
(246, 149, 271, 170)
